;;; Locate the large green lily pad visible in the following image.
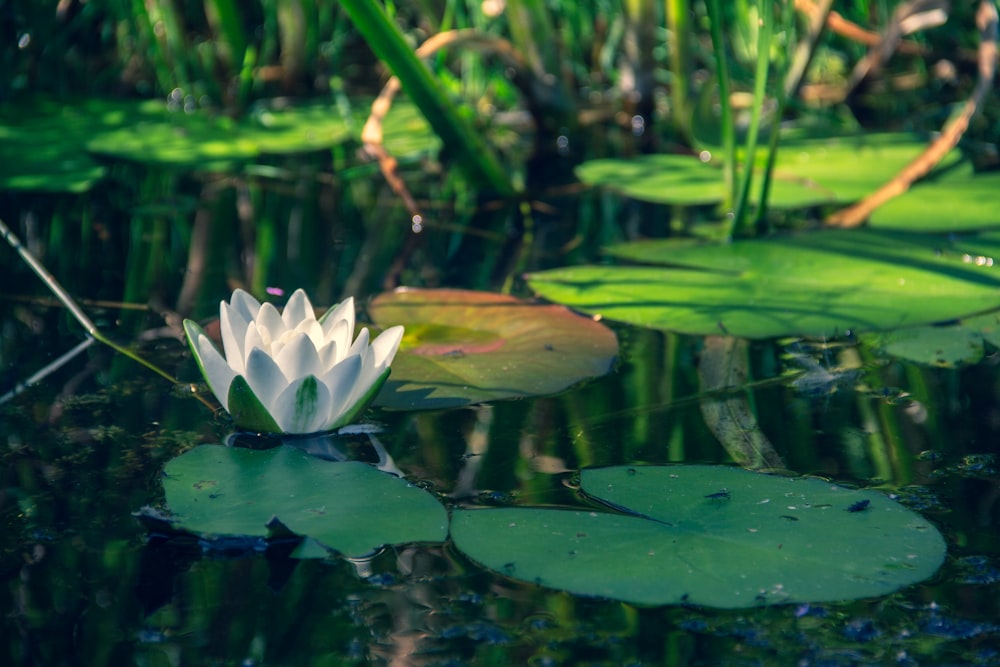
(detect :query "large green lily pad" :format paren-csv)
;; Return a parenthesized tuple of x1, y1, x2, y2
(575, 133, 961, 210)
(369, 288, 618, 409)
(451, 465, 946, 608)
(162, 444, 448, 557)
(526, 229, 1000, 339)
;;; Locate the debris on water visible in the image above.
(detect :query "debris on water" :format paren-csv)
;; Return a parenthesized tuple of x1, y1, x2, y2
(843, 618, 880, 642)
(847, 499, 871, 513)
(440, 621, 510, 644)
(953, 555, 1000, 585)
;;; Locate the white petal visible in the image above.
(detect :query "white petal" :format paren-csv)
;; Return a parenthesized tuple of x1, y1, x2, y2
(295, 319, 326, 349)
(255, 302, 285, 345)
(282, 289, 314, 328)
(192, 331, 237, 412)
(348, 327, 370, 358)
(244, 347, 291, 414)
(272, 375, 332, 434)
(316, 339, 339, 372)
(326, 319, 352, 362)
(273, 332, 321, 382)
(320, 355, 363, 425)
(370, 325, 404, 369)
(228, 289, 262, 322)
(243, 322, 266, 368)
(219, 302, 251, 374)
(319, 297, 354, 336)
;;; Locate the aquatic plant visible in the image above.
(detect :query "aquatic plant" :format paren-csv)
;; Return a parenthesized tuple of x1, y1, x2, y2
(184, 289, 403, 434)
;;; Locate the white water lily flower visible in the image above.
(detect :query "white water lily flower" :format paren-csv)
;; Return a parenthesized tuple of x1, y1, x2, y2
(183, 289, 404, 434)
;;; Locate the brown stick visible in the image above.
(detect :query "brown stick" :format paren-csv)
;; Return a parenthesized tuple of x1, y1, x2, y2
(825, 0, 997, 228)
(361, 30, 526, 224)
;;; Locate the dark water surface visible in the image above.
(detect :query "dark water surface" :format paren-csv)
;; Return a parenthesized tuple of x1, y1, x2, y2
(2, 158, 1000, 666)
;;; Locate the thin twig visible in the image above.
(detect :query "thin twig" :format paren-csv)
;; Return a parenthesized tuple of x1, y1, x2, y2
(825, 0, 997, 228)
(361, 29, 526, 224)
(0, 216, 213, 408)
(0, 338, 95, 405)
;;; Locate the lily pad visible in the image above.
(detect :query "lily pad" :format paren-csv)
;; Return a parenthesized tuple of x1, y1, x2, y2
(451, 465, 946, 608)
(863, 309, 1000, 367)
(162, 444, 448, 557)
(0, 98, 125, 192)
(575, 133, 961, 210)
(576, 154, 724, 206)
(526, 229, 1000, 339)
(869, 164, 1000, 232)
(369, 288, 618, 409)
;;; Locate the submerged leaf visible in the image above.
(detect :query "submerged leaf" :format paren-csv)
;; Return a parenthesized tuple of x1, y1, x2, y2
(452, 465, 946, 608)
(698, 337, 784, 469)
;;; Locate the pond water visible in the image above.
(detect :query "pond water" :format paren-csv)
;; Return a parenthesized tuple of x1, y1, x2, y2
(2, 126, 1000, 666)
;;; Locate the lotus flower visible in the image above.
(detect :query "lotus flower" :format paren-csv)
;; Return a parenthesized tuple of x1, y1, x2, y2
(183, 289, 403, 434)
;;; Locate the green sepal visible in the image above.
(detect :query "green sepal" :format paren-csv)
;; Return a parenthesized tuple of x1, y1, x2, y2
(228, 375, 282, 434)
(330, 368, 391, 430)
(182, 319, 213, 374)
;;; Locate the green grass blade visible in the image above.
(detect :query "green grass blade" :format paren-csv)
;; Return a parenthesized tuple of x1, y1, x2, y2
(338, 0, 514, 196)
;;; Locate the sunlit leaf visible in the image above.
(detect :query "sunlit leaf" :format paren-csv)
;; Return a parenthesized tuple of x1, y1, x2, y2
(369, 288, 618, 409)
(574, 133, 962, 210)
(869, 164, 1000, 232)
(576, 155, 724, 205)
(526, 229, 1000, 339)
(452, 465, 946, 608)
(162, 444, 448, 557)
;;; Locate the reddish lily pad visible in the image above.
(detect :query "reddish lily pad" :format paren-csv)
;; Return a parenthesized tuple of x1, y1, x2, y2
(369, 288, 619, 410)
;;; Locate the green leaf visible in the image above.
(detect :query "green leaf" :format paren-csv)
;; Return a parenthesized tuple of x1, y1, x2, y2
(369, 289, 619, 409)
(576, 155, 724, 206)
(574, 133, 962, 210)
(862, 308, 1000, 367)
(0, 98, 122, 192)
(863, 325, 985, 368)
(163, 444, 448, 557)
(451, 465, 946, 608)
(869, 167, 1000, 232)
(526, 229, 1000, 339)
(227, 376, 282, 434)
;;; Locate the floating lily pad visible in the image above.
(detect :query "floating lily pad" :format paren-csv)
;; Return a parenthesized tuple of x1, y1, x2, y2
(576, 154, 724, 206)
(451, 465, 946, 608)
(369, 288, 619, 410)
(0, 98, 125, 192)
(526, 229, 1000, 339)
(863, 308, 1000, 367)
(575, 133, 961, 210)
(0, 97, 438, 192)
(162, 444, 448, 557)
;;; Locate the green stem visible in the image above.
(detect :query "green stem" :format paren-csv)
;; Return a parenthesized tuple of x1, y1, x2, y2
(705, 0, 735, 229)
(732, 0, 772, 237)
(665, 0, 693, 138)
(338, 0, 514, 196)
(0, 217, 197, 394)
